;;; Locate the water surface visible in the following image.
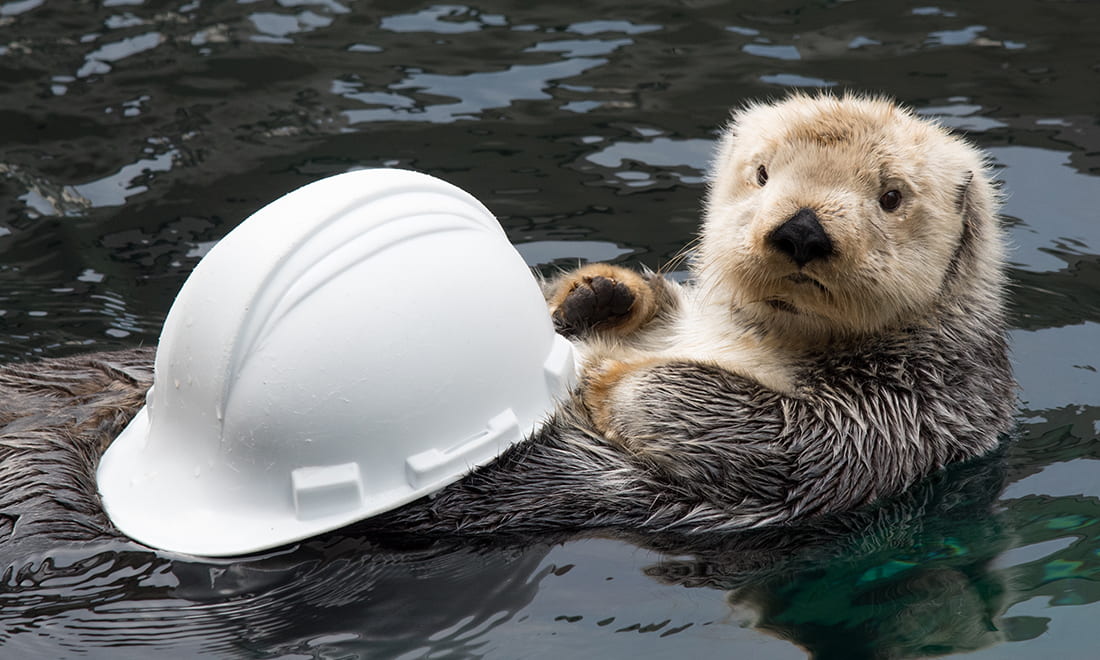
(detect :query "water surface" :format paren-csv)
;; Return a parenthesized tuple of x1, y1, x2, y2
(1, 0, 1099, 657)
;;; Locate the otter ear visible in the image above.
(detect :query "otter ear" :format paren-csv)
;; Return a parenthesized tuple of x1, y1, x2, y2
(943, 170, 982, 285)
(954, 169, 987, 243)
(954, 170, 974, 214)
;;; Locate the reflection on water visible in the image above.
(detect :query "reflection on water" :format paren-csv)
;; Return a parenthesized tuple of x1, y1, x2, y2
(514, 240, 635, 268)
(1, 538, 553, 658)
(3, 440, 1097, 659)
(1010, 323, 1100, 410)
(1, 0, 1099, 657)
(585, 136, 711, 189)
(994, 146, 1100, 272)
(13, 145, 179, 217)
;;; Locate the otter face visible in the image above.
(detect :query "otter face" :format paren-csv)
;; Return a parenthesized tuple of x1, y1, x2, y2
(696, 94, 997, 343)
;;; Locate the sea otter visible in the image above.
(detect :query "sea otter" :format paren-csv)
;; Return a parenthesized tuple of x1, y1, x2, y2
(0, 94, 1015, 550)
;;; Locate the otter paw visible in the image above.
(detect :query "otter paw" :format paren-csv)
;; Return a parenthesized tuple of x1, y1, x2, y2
(553, 275, 637, 337)
(548, 264, 658, 339)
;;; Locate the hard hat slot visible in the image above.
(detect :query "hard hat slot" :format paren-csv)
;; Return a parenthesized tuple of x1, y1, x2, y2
(291, 462, 364, 521)
(543, 334, 578, 397)
(404, 409, 520, 490)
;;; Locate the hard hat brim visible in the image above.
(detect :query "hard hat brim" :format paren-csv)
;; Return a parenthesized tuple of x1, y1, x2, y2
(99, 404, 538, 557)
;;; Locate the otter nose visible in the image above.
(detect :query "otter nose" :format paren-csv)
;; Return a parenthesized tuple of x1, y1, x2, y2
(767, 208, 833, 267)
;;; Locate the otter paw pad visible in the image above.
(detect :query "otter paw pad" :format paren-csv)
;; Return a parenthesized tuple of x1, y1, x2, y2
(553, 275, 636, 337)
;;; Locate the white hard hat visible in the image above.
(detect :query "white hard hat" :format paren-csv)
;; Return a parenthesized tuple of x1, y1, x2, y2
(97, 169, 576, 557)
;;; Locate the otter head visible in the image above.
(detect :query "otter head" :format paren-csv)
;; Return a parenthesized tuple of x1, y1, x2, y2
(696, 93, 1004, 345)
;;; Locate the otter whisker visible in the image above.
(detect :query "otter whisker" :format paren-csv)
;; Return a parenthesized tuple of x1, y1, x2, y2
(658, 235, 703, 277)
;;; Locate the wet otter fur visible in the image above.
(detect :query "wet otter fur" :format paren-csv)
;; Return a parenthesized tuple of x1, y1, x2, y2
(380, 93, 1017, 535)
(0, 348, 152, 550)
(0, 94, 1015, 551)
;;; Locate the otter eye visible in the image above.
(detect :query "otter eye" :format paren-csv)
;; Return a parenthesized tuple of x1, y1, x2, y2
(879, 189, 902, 212)
(756, 165, 768, 187)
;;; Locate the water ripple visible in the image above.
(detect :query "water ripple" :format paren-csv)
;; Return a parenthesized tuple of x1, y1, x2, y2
(11, 143, 178, 218)
(585, 136, 712, 189)
(342, 58, 607, 124)
(249, 9, 333, 43)
(77, 31, 164, 78)
(381, 5, 506, 34)
(1, 539, 553, 658)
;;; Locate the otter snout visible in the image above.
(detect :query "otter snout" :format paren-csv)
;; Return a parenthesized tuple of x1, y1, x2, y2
(768, 208, 833, 267)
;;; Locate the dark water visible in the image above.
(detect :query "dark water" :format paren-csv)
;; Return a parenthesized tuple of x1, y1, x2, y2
(1, 0, 1099, 657)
